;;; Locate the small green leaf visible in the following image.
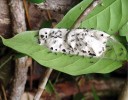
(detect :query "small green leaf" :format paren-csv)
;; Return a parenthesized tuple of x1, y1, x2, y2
(91, 85, 100, 100)
(27, 0, 45, 4)
(45, 81, 55, 94)
(45, 80, 60, 99)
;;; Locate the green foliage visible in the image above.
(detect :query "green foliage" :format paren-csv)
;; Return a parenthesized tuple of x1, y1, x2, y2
(0, 0, 128, 75)
(27, 0, 45, 4)
(45, 81, 55, 94)
(1, 31, 127, 75)
(57, 0, 128, 35)
(56, 0, 93, 29)
(45, 81, 60, 99)
(91, 85, 100, 100)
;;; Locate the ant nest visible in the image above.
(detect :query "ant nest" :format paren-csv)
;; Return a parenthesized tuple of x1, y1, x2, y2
(39, 28, 112, 57)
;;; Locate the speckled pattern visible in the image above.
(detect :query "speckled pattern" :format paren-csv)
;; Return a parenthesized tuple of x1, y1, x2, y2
(39, 28, 111, 57)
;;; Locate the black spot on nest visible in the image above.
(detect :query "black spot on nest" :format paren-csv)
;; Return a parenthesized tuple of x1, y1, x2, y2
(101, 34, 104, 36)
(52, 31, 55, 34)
(62, 49, 66, 52)
(103, 42, 106, 44)
(59, 44, 62, 48)
(74, 48, 77, 51)
(79, 43, 82, 46)
(85, 42, 88, 46)
(71, 34, 75, 37)
(91, 35, 94, 37)
(99, 51, 102, 54)
(89, 53, 96, 56)
(77, 52, 79, 55)
(82, 50, 86, 53)
(53, 40, 56, 44)
(50, 47, 53, 50)
(102, 47, 105, 51)
(40, 35, 44, 38)
(71, 39, 75, 42)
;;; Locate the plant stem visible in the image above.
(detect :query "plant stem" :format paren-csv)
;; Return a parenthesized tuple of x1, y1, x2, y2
(34, 68, 53, 100)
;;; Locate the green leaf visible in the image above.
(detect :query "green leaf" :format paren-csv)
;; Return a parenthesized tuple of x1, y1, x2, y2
(1, 31, 127, 75)
(45, 81, 60, 99)
(0, 0, 128, 76)
(57, 0, 128, 35)
(81, 0, 128, 35)
(27, 0, 45, 4)
(56, 0, 93, 28)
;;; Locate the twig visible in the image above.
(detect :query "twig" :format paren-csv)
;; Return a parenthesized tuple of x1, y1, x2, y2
(34, 0, 101, 100)
(1, 83, 7, 100)
(72, 0, 101, 28)
(8, 0, 29, 100)
(34, 10, 54, 100)
(118, 80, 128, 100)
(23, 0, 31, 29)
(36, 0, 78, 13)
(0, 56, 12, 69)
(0, 0, 11, 38)
(34, 68, 53, 100)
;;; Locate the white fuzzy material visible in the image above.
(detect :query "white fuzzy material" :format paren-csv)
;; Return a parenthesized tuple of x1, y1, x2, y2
(39, 28, 111, 57)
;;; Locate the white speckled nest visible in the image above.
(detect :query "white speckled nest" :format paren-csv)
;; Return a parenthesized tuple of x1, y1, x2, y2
(39, 28, 113, 57)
